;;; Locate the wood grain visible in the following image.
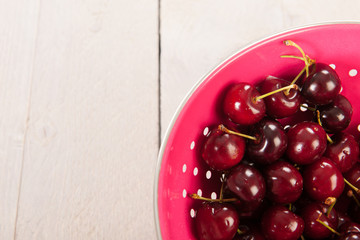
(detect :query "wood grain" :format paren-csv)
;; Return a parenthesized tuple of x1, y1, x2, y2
(13, 0, 159, 239)
(0, 1, 40, 239)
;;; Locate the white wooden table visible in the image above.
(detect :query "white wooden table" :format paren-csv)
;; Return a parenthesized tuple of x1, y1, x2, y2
(2, 1, 360, 239)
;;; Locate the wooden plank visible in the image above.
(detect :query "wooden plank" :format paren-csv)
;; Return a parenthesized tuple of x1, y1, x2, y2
(14, 0, 159, 239)
(0, 1, 40, 239)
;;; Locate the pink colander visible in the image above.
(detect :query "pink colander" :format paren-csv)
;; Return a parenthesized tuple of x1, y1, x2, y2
(154, 23, 360, 240)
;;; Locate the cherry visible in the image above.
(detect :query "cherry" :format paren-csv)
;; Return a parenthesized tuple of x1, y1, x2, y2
(338, 233, 360, 240)
(286, 121, 327, 165)
(246, 118, 288, 165)
(339, 222, 360, 235)
(223, 83, 266, 125)
(226, 164, 266, 203)
(324, 132, 359, 173)
(318, 94, 353, 133)
(301, 62, 342, 105)
(301, 202, 338, 239)
(234, 224, 265, 240)
(195, 202, 239, 240)
(201, 127, 245, 170)
(263, 161, 303, 204)
(258, 76, 301, 119)
(261, 205, 304, 240)
(303, 157, 345, 201)
(344, 163, 360, 192)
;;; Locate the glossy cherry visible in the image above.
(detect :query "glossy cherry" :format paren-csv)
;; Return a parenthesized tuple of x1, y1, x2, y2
(338, 233, 360, 240)
(301, 62, 342, 105)
(324, 132, 359, 173)
(201, 128, 245, 170)
(301, 202, 338, 239)
(246, 118, 288, 165)
(286, 121, 327, 165)
(261, 205, 304, 240)
(318, 94, 353, 133)
(303, 157, 345, 201)
(263, 161, 303, 204)
(339, 222, 360, 235)
(226, 164, 266, 203)
(195, 202, 239, 240)
(223, 83, 266, 125)
(258, 76, 301, 119)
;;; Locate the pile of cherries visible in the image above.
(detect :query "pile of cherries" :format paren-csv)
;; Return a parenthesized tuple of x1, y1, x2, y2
(190, 40, 360, 240)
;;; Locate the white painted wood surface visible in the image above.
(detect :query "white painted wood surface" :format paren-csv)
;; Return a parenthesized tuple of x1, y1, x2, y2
(2, 0, 360, 239)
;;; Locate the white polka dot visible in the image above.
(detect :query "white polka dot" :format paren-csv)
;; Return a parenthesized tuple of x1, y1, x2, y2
(206, 170, 212, 179)
(300, 103, 308, 112)
(203, 127, 209, 136)
(182, 164, 187, 173)
(349, 69, 358, 77)
(190, 141, 195, 150)
(211, 192, 217, 199)
(183, 189, 187, 198)
(329, 64, 336, 69)
(193, 167, 198, 176)
(190, 209, 196, 218)
(357, 124, 360, 132)
(197, 189, 202, 197)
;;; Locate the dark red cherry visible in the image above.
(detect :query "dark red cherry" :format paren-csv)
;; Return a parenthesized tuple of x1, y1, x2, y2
(301, 202, 338, 239)
(301, 63, 341, 105)
(339, 222, 360, 235)
(246, 118, 288, 165)
(324, 132, 359, 173)
(226, 164, 266, 203)
(338, 233, 360, 240)
(263, 161, 303, 204)
(344, 163, 360, 191)
(223, 83, 266, 125)
(338, 211, 352, 228)
(318, 94, 353, 133)
(303, 157, 345, 201)
(201, 128, 245, 170)
(286, 121, 327, 165)
(261, 205, 304, 240)
(234, 224, 265, 240)
(258, 76, 301, 119)
(195, 202, 239, 240)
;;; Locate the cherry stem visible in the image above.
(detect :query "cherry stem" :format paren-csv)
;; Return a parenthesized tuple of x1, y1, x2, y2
(348, 190, 360, 207)
(189, 193, 237, 203)
(315, 213, 341, 236)
(218, 124, 257, 141)
(283, 40, 312, 77)
(316, 110, 334, 144)
(237, 229, 245, 235)
(300, 235, 305, 240)
(255, 84, 298, 101)
(344, 178, 360, 195)
(285, 66, 306, 95)
(324, 197, 336, 218)
(300, 104, 316, 112)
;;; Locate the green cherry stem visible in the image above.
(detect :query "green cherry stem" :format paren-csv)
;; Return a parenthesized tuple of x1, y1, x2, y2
(254, 84, 299, 101)
(347, 190, 360, 207)
(283, 40, 312, 77)
(324, 197, 336, 218)
(316, 110, 334, 144)
(189, 193, 237, 203)
(315, 213, 341, 236)
(218, 124, 257, 141)
(344, 178, 360, 195)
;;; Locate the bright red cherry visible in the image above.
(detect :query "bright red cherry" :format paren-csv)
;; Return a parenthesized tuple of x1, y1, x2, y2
(261, 205, 304, 240)
(301, 63, 342, 105)
(226, 164, 266, 203)
(303, 157, 345, 201)
(324, 132, 359, 173)
(223, 83, 266, 125)
(286, 121, 327, 165)
(263, 161, 303, 204)
(258, 76, 301, 119)
(195, 202, 239, 240)
(246, 118, 288, 165)
(201, 128, 245, 171)
(301, 202, 338, 239)
(318, 94, 353, 133)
